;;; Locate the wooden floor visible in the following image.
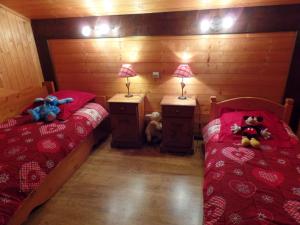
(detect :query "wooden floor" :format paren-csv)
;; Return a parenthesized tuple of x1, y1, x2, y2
(24, 136, 204, 225)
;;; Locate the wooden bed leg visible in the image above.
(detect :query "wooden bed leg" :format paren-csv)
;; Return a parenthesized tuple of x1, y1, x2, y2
(210, 96, 217, 120)
(42, 81, 55, 94)
(283, 98, 294, 124)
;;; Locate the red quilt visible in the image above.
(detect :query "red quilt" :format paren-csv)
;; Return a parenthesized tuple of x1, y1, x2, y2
(0, 103, 108, 225)
(203, 115, 300, 225)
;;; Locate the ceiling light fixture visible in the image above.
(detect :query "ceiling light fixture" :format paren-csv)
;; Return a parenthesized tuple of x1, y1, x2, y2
(112, 26, 119, 36)
(200, 19, 211, 33)
(81, 26, 92, 37)
(222, 16, 235, 29)
(94, 24, 110, 36)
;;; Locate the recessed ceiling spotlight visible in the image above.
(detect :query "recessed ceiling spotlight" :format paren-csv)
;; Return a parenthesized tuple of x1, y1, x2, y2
(81, 25, 92, 37)
(112, 26, 119, 36)
(200, 19, 211, 33)
(94, 24, 110, 36)
(222, 16, 235, 29)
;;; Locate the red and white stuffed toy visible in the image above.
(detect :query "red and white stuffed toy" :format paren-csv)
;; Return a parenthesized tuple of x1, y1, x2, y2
(231, 116, 271, 148)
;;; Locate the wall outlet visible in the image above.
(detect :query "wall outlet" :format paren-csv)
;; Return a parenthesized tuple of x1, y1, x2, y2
(152, 71, 160, 78)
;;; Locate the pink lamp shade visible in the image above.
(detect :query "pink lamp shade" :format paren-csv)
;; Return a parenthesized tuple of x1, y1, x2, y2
(173, 64, 193, 100)
(173, 64, 193, 78)
(118, 64, 137, 78)
(118, 64, 137, 97)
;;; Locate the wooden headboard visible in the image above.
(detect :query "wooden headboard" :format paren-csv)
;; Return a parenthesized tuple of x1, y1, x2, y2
(95, 96, 109, 111)
(210, 96, 294, 123)
(0, 82, 109, 123)
(0, 82, 54, 123)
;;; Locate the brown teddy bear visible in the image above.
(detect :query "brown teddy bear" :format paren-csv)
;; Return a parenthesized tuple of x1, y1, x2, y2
(145, 112, 162, 144)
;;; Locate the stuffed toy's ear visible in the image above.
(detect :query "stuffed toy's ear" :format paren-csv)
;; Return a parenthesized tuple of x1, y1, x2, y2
(151, 112, 161, 121)
(57, 98, 74, 104)
(243, 116, 249, 121)
(257, 116, 263, 122)
(34, 97, 44, 103)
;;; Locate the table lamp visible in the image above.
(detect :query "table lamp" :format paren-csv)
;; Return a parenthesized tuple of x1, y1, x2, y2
(118, 64, 137, 97)
(173, 64, 193, 100)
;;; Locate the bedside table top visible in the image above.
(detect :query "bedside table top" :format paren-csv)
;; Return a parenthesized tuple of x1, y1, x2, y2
(160, 95, 196, 106)
(108, 93, 145, 104)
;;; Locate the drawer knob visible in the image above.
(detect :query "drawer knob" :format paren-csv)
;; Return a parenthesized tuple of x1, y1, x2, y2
(175, 109, 180, 113)
(120, 106, 125, 110)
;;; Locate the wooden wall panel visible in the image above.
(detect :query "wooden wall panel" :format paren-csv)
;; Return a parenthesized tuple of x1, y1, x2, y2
(31, 5, 300, 131)
(48, 32, 296, 125)
(1, 0, 300, 19)
(0, 86, 48, 122)
(0, 4, 43, 92)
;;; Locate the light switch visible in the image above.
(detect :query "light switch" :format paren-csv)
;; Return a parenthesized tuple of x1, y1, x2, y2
(152, 72, 160, 78)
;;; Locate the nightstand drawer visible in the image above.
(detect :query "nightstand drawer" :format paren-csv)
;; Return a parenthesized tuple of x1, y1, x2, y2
(110, 103, 137, 114)
(111, 115, 138, 140)
(162, 106, 194, 118)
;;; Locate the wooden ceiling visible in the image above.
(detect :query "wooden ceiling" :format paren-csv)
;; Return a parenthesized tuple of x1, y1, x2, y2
(1, 0, 300, 19)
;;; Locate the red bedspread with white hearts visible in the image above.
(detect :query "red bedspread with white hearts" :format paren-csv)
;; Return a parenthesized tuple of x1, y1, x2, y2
(0, 103, 108, 225)
(203, 118, 300, 225)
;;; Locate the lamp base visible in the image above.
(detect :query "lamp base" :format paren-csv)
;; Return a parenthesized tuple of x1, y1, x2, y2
(125, 94, 133, 98)
(178, 96, 187, 100)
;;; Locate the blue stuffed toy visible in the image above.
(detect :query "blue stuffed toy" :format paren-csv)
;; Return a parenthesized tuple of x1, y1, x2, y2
(28, 95, 73, 122)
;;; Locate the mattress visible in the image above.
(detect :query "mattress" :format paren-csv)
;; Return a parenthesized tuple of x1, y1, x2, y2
(202, 115, 300, 225)
(0, 103, 108, 225)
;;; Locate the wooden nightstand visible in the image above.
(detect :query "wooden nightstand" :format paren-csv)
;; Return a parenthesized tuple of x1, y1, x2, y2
(108, 93, 145, 148)
(160, 96, 196, 154)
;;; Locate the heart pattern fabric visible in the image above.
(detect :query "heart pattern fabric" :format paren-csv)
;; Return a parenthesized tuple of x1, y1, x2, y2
(0, 133, 6, 140)
(75, 123, 88, 137)
(19, 161, 46, 192)
(260, 145, 273, 151)
(211, 171, 225, 181)
(0, 119, 17, 129)
(39, 124, 66, 136)
(229, 180, 257, 198)
(0, 103, 109, 225)
(222, 147, 255, 164)
(284, 200, 300, 223)
(252, 168, 284, 187)
(4, 146, 28, 160)
(204, 196, 226, 225)
(37, 138, 60, 153)
(256, 208, 274, 225)
(203, 118, 300, 225)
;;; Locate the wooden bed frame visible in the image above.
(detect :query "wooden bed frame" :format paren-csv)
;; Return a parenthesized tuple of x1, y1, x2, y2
(3, 82, 110, 225)
(210, 96, 294, 123)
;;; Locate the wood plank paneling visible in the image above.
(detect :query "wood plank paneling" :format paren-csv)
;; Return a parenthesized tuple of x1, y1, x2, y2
(31, 5, 300, 131)
(0, 4, 43, 91)
(48, 32, 296, 126)
(0, 86, 48, 122)
(1, 0, 300, 19)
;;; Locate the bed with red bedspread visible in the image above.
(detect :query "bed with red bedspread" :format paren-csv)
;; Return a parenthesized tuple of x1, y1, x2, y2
(0, 103, 108, 225)
(202, 110, 300, 225)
